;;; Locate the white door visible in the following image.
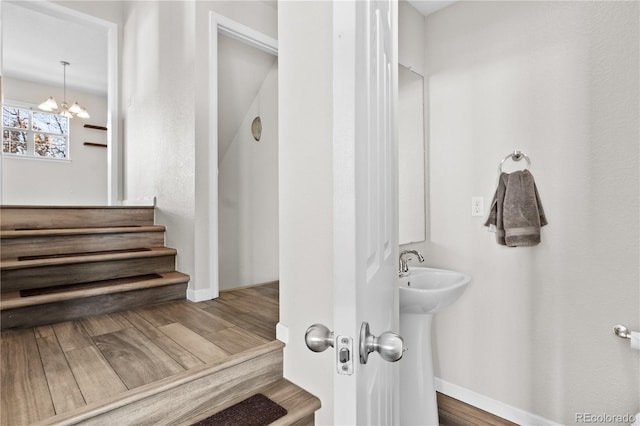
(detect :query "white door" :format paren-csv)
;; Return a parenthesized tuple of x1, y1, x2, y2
(333, 0, 399, 424)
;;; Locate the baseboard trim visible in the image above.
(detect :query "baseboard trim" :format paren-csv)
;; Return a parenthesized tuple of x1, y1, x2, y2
(219, 280, 279, 292)
(435, 378, 561, 426)
(186, 286, 215, 302)
(276, 323, 289, 344)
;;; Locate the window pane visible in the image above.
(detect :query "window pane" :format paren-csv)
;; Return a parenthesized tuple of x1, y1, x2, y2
(32, 111, 69, 135)
(35, 133, 67, 158)
(2, 129, 27, 154)
(2, 106, 29, 129)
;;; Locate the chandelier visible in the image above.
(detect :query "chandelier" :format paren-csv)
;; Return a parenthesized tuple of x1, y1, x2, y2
(38, 61, 90, 119)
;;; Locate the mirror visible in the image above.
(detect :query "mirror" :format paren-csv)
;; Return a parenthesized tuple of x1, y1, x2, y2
(398, 64, 426, 244)
(1, 1, 117, 205)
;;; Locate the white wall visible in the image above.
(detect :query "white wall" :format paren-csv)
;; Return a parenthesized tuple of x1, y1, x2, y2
(1, 77, 108, 205)
(218, 64, 279, 290)
(403, 2, 639, 423)
(399, 0, 425, 75)
(217, 34, 277, 166)
(279, 2, 334, 424)
(121, 0, 196, 282)
(54, 1, 123, 28)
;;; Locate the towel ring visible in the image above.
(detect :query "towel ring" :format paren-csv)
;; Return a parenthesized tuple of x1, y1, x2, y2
(499, 150, 531, 173)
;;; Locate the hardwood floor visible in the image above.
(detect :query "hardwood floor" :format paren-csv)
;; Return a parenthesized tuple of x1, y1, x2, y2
(0, 282, 278, 426)
(3, 278, 515, 426)
(437, 392, 518, 426)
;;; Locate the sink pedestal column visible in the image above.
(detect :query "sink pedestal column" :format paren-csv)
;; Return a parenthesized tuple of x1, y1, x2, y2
(400, 312, 438, 426)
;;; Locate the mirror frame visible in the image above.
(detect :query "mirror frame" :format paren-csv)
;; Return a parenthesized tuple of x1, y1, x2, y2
(398, 63, 426, 245)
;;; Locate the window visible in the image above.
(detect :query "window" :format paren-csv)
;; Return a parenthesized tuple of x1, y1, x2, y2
(2, 104, 69, 159)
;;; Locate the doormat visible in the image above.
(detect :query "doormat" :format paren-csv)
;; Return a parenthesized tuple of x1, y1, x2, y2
(191, 393, 287, 426)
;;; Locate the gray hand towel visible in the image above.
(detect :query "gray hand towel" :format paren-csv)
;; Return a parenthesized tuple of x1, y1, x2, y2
(484, 172, 509, 245)
(485, 170, 547, 247)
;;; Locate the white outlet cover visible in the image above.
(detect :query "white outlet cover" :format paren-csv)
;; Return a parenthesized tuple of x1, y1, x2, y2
(471, 196, 484, 217)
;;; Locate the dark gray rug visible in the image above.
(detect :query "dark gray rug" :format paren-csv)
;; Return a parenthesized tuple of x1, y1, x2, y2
(191, 393, 287, 426)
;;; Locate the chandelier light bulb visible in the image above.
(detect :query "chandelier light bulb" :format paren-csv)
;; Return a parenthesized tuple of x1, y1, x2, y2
(68, 102, 82, 114)
(77, 108, 90, 119)
(38, 96, 58, 112)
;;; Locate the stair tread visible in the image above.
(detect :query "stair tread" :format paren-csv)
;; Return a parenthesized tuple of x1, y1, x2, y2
(265, 379, 321, 426)
(0, 271, 189, 310)
(180, 378, 321, 426)
(1, 247, 177, 270)
(1, 206, 155, 230)
(0, 225, 165, 239)
(1, 205, 154, 209)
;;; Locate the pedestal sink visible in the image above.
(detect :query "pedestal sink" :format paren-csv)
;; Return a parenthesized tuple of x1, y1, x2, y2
(399, 267, 471, 426)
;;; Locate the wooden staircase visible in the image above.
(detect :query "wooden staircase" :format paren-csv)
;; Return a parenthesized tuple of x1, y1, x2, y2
(32, 340, 319, 426)
(0, 206, 321, 426)
(0, 206, 190, 329)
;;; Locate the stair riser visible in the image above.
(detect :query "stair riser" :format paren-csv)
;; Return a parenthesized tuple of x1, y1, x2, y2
(1, 207, 154, 230)
(1, 256, 176, 293)
(1, 283, 187, 329)
(287, 415, 315, 426)
(41, 349, 283, 426)
(1, 232, 165, 259)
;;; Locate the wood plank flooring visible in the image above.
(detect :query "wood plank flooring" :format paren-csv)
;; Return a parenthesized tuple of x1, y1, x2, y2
(437, 392, 519, 426)
(0, 282, 278, 426)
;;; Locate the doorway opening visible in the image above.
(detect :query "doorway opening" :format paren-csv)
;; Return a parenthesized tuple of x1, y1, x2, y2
(0, 1, 118, 205)
(209, 14, 279, 295)
(217, 34, 278, 291)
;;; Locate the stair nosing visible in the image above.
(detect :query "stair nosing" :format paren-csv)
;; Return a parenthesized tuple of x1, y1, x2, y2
(32, 341, 285, 426)
(0, 225, 166, 239)
(0, 247, 177, 270)
(0, 205, 155, 209)
(0, 271, 190, 310)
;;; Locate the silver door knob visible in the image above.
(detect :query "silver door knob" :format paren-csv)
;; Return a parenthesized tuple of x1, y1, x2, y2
(305, 323, 335, 352)
(359, 321, 406, 364)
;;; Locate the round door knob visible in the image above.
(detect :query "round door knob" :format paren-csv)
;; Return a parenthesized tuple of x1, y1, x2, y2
(360, 321, 406, 364)
(305, 323, 334, 352)
(375, 331, 407, 362)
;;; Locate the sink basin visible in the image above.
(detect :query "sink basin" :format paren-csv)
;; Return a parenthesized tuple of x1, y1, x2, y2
(399, 267, 470, 314)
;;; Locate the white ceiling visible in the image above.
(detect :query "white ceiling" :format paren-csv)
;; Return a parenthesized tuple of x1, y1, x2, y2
(406, 0, 457, 16)
(2, 2, 108, 96)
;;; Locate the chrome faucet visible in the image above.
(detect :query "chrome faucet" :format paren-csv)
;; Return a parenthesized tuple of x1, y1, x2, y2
(399, 250, 424, 277)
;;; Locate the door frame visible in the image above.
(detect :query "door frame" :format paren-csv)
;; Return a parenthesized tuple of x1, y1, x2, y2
(205, 12, 278, 300)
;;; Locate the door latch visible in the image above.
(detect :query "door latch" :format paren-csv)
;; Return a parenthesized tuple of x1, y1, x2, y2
(304, 324, 353, 375)
(336, 336, 353, 375)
